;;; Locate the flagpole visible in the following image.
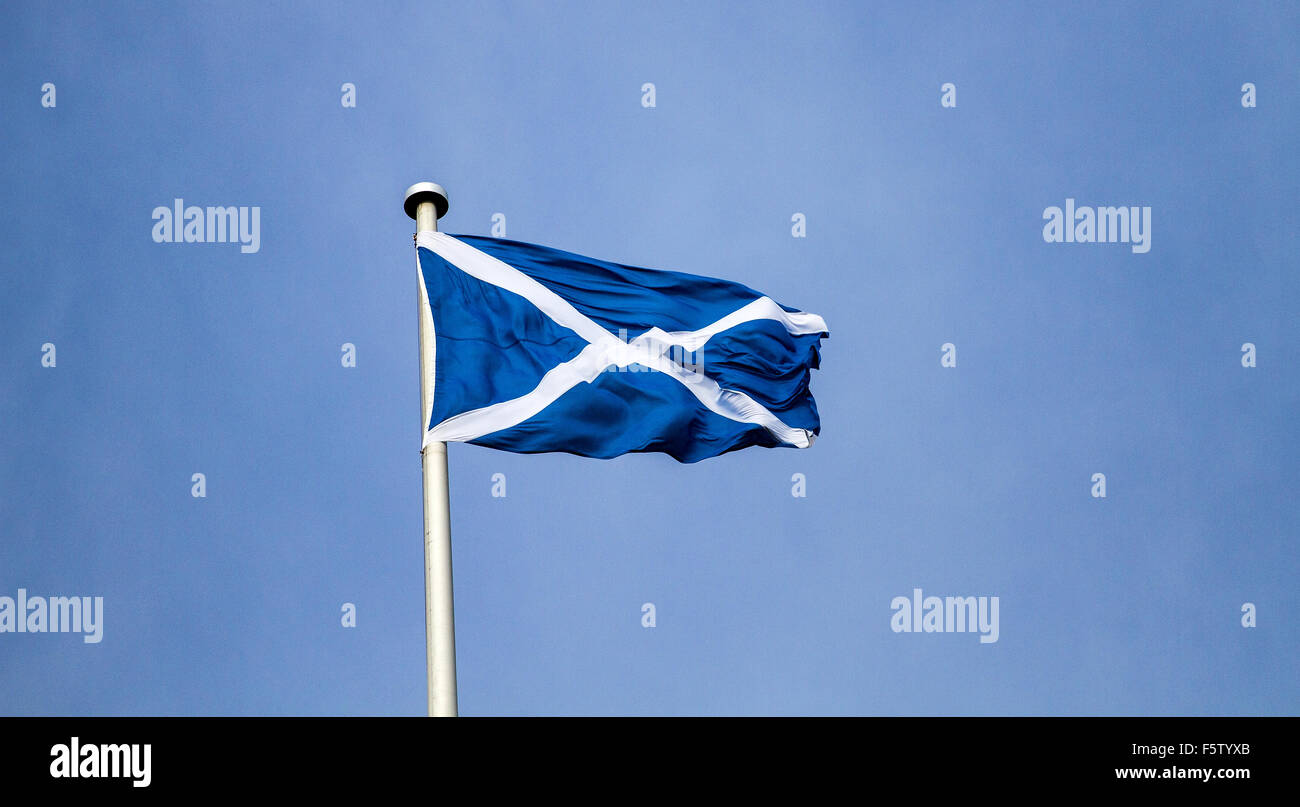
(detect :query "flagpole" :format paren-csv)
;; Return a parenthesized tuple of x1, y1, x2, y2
(404, 181, 458, 717)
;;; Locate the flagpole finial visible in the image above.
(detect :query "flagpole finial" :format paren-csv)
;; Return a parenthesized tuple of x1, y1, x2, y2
(404, 182, 449, 223)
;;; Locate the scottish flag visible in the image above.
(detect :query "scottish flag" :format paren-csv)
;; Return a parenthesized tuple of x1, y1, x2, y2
(416, 232, 828, 463)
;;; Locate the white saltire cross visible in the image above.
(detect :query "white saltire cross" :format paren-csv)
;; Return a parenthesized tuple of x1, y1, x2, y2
(417, 232, 826, 448)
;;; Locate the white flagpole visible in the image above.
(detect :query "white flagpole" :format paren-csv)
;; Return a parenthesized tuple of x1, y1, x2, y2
(404, 181, 458, 717)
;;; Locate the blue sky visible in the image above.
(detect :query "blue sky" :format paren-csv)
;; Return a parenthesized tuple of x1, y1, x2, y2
(1, 1, 1296, 715)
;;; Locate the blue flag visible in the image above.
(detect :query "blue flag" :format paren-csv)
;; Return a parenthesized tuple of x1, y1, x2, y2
(416, 232, 828, 463)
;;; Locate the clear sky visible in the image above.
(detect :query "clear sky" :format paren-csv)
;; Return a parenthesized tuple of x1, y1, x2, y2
(1, 1, 1296, 715)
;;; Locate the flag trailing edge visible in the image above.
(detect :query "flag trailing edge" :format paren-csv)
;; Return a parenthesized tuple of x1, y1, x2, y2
(415, 230, 828, 463)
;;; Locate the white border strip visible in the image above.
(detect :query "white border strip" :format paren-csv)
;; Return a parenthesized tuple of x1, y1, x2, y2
(417, 246, 436, 435)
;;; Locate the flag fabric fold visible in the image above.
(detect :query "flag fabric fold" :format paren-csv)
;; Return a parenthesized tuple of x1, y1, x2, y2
(416, 231, 828, 463)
